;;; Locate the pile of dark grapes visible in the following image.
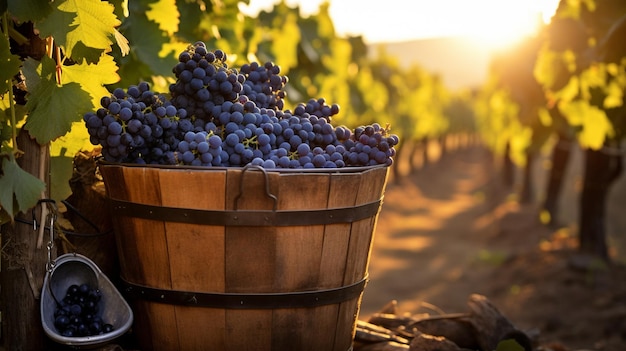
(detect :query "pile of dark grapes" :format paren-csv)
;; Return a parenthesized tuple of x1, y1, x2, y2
(53, 283, 114, 337)
(83, 41, 399, 169)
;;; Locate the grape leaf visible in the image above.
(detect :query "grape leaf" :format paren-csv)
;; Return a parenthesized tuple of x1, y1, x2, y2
(534, 48, 575, 92)
(48, 93, 102, 204)
(7, 0, 53, 22)
(561, 100, 614, 150)
(50, 121, 94, 157)
(24, 82, 93, 144)
(37, 0, 121, 62)
(0, 35, 22, 91)
(23, 56, 93, 144)
(122, 8, 178, 76)
(114, 29, 130, 56)
(49, 155, 74, 204)
(0, 96, 27, 125)
(146, 0, 179, 35)
(176, 0, 204, 40)
(269, 14, 300, 71)
(1, 118, 10, 142)
(62, 54, 120, 107)
(116, 54, 158, 88)
(21, 56, 54, 98)
(0, 157, 46, 218)
(107, 0, 129, 20)
(70, 41, 109, 65)
(603, 79, 623, 109)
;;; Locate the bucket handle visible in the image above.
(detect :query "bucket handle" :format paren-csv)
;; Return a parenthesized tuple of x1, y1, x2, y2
(234, 164, 278, 211)
(40, 199, 64, 306)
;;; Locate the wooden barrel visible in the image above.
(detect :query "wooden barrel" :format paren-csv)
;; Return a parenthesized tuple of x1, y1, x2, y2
(99, 163, 389, 351)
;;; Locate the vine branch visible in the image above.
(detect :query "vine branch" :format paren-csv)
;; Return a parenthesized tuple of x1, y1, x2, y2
(1, 13, 21, 158)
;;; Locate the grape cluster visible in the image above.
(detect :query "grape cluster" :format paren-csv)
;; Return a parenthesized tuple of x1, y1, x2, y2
(240, 61, 287, 111)
(83, 82, 184, 164)
(177, 130, 223, 167)
(344, 123, 399, 167)
(291, 98, 340, 122)
(169, 42, 244, 118)
(53, 283, 114, 337)
(83, 42, 399, 169)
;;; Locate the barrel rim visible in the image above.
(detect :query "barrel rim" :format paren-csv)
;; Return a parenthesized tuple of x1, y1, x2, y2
(97, 160, 388, 174)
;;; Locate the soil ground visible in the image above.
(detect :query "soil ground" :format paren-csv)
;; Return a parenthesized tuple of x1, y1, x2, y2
(358, 142, 626, 351)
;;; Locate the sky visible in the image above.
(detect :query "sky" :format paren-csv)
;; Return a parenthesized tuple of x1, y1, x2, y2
(240, 0, 561, 49)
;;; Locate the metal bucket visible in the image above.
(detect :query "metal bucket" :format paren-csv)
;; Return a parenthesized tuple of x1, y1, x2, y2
(40, 253, 134, 348)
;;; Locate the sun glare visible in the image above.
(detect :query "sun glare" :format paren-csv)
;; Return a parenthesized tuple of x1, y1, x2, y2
(241, 0, 561, 49)
(457, 0, 561, 51)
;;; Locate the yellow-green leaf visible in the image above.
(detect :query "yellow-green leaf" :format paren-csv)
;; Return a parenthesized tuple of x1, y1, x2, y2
(50, 121, 95, 157)
(560, 100, 614, 149)
(146, 0, 179, 35)
(269, 12, 300, 71)
(604, 81, 623, 109)
(63, 54, 120, 108)
(114, 29, 130, 56)
(555, 76, 579, 103)
(37, 0, 121, 61)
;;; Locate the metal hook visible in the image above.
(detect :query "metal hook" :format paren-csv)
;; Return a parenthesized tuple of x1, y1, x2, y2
(36, 199, 57, 249)
(234, 164, 278, 211)
(46, 212, 56, 274)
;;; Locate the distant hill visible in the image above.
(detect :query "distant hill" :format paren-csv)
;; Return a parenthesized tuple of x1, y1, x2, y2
(369, 37, 498, 91)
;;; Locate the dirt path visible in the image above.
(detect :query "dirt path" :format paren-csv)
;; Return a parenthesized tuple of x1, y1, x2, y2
(358, 144, 626, 351)
(360, 145, 502, 317)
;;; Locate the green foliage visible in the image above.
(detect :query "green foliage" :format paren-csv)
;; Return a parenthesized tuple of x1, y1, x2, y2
(1, 0, 460, 224)
(0, 32, 20, 86)
(474, 78, 529, 163)
(1, 0, 124, 221)
(146, 0, 179, 35)
(560, 99, 614, 149)
(37, 0, 121, 63)
(0, 156, 45, 218)
(120, 0, 180, 78)
(534, 0, 626, 149)
(257, 4, 301, 72)
(7, 0, 52, 23)
(478, 0, 626, 168)
(22, 56, 93, 144)
(62, 53, 120, 107)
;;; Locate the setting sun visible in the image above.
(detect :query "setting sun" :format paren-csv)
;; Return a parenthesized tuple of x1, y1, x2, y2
(435, 0, 562, 50)
(242, 0, 561, 49)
